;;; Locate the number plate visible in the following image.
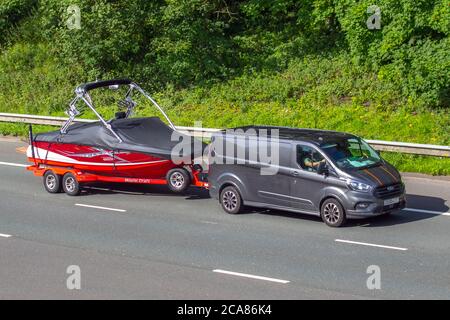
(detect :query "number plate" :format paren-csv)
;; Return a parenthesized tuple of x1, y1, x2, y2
(384, 197, 399, 206)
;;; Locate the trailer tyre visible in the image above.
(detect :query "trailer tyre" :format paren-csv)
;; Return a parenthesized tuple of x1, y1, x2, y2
(220, 186, 242, 214)
(43, 171, 62, 194)
(167, 168, 191, 193)
(62, 173, 81, 196)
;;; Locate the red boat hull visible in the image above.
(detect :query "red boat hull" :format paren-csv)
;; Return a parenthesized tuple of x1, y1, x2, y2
(27, 142, 179, 179)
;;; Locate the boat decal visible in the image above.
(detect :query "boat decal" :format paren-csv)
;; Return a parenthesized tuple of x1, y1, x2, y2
(27, 147, 170, 167)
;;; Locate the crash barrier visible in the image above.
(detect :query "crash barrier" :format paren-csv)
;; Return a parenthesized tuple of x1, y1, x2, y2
(0, 112, 448, 157)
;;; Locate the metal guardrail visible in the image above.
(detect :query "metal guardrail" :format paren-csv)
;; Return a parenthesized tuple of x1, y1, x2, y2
(0, 112, 448, 157)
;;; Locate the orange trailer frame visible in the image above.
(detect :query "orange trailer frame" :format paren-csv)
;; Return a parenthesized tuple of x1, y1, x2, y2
(27, 164, 209, 188)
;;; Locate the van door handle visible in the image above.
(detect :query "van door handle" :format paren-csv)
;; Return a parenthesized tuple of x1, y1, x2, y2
(291, 171, 300, 177)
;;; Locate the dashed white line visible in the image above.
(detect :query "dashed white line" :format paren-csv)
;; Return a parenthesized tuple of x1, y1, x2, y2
(358, 223, 371, 227)
(403, 208, 450, 216)
(0, 161, 28, 168)
(85, 186, 143, 195)
(335, 239, 408, 251)
(213, 269, 290, 284)
(75, 203, 127, 213)
(200, 220, 219, 225)
(0, 233, 12, 238)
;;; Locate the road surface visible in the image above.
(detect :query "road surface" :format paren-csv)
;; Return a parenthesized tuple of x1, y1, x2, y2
(0, 137, 449, 299)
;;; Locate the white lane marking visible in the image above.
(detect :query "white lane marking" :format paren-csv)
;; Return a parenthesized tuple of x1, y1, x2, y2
(75, 203, 127, 213)
(213, 269, 290, 284)
(335, 239, 408, 251)
(200, 220, 219, 225)
(85, 187, 144, 195)
(358, 223, 371, 227)
(0, 161, 28, 168)
(403, 208, 450, 216)
(0, 233, 12, 238)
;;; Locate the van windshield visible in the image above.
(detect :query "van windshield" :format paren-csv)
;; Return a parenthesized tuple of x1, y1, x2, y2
(320, 138, 381, 170)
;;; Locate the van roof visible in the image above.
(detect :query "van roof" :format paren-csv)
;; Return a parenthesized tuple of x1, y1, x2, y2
(220, 125, 357, 146)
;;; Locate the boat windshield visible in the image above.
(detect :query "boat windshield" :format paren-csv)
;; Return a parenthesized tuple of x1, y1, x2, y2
(320, 137, 381, 170)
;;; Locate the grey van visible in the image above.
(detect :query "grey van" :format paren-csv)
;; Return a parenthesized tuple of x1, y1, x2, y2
(208, 126, 406, 227)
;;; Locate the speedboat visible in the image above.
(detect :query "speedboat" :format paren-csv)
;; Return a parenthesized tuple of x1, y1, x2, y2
(27, 79, 207, 195)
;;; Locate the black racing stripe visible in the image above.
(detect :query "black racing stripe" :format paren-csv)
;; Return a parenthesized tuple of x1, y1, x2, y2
(380, 166, 399, 184)
(363, 169, 383, 186)
(373, 166, 395, 185)
(379, 166, 397, 184)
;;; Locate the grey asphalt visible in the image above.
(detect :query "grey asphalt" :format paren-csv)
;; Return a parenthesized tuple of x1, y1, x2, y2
(0, 138, 449, 299)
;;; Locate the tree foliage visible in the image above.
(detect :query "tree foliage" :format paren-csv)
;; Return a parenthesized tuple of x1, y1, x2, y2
(0, 0, 37, 44)
(1, 0, 449, 107)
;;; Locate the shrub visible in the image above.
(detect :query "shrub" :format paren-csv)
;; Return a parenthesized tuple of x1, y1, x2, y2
(0, 0, 37, 44)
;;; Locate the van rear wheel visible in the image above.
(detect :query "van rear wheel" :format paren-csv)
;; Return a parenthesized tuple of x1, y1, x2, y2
(220, 186, 242, 214)
(321, 198, 346, 227)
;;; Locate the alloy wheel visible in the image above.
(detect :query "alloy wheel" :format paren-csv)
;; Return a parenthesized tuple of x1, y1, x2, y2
(170, 172, 185, 189)
(65, 177, 76, 193)
(222, 190, 238, 211)
(323, 202, 340, 224)
(46, 175, 56, 190)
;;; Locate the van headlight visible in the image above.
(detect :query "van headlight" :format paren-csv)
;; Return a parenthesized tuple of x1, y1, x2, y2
(346, 179, 371, 192)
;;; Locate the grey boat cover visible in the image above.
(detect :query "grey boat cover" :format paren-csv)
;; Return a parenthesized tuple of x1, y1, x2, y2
(34, 117, 206, 161)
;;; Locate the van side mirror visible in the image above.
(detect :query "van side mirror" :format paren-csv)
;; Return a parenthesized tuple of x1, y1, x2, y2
(317, 162, 329, 175)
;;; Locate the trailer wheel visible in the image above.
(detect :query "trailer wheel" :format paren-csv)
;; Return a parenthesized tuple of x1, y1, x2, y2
(43, 170, 62, 194)
(166, 168, 191, 193)
(62, 173, 81, 196)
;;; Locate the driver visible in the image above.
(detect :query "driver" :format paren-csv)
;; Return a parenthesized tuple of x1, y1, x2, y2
(303, 154, 326, 171)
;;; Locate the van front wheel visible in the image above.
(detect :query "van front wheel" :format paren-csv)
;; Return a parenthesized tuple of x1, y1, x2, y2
(220, 186, 242, 214)
(321, 198, 346, 227)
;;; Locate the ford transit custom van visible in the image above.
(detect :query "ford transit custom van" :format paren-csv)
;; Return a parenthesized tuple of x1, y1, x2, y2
(208, 126, 406, 227)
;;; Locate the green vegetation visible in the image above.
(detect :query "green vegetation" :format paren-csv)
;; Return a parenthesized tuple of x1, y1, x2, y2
(0, 1, 449, 174)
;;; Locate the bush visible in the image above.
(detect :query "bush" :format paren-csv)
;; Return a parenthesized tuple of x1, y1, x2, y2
(336, 0, 450, 107)
(0, 0, 37, 44)
(8, 0, 443, 102)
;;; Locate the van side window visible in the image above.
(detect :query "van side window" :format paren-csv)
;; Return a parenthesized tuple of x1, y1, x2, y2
(296, 145, 325, 172)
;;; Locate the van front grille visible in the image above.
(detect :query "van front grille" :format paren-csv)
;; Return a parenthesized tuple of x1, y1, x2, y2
(374, 182, 404, 199)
